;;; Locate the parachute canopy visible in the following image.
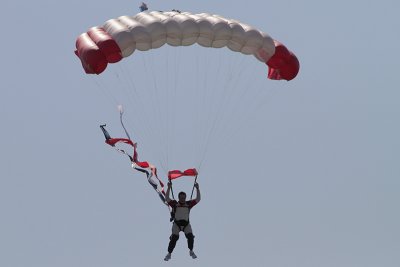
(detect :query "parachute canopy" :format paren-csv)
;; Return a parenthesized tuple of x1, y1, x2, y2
(75, 11, 299, 80)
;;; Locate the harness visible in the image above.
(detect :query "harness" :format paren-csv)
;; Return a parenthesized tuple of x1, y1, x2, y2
(170, 202, 191, 231)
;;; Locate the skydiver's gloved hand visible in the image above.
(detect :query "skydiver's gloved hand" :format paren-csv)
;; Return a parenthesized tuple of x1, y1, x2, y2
(168, 181, 172, 188)
(194, 182, 199, 189)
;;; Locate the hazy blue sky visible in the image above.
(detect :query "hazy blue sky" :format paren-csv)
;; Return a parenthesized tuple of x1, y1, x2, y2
(1, 0, 399, 266)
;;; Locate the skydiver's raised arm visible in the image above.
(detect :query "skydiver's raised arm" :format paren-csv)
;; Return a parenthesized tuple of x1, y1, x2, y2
(194, 183, 201, 203)
(165, 181, 172, 203)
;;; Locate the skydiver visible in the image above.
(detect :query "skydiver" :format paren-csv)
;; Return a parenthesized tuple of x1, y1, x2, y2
(164, 181, 201, 261)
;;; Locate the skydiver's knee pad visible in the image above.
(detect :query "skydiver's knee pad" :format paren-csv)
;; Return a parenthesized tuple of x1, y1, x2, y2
(185, 233, 195, 250)
(185, 233, 194, 240)
(170, 234, 179, 241)
(168, 234, 180, 253)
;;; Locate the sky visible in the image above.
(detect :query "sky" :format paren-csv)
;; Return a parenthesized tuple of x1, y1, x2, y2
(1, 0, 400, 266)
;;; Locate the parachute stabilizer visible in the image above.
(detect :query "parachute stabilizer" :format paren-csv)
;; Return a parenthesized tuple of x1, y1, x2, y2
(266, 41, 299, 81)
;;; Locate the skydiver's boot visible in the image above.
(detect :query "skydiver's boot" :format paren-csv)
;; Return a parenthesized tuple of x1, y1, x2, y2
(189, 250, 197, 259)
(165, 234, 178, 261)
(164, 253, 171, 261)
(185, 233, 196, 258)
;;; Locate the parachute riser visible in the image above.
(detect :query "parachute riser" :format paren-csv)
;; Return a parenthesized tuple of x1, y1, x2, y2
(190, 175, 198, 200)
